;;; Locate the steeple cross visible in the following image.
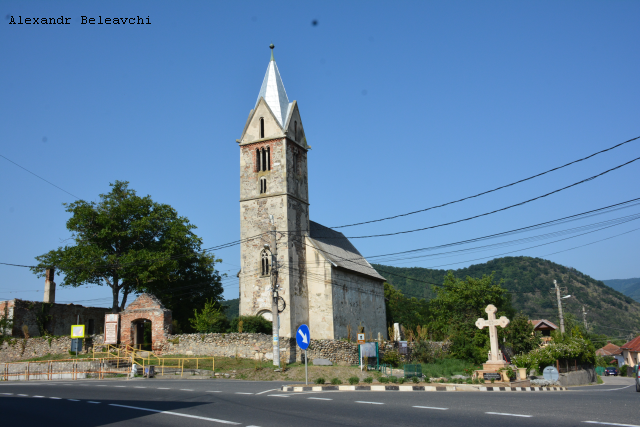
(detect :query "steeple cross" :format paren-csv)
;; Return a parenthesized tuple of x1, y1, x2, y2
(475, 304, 510, 362)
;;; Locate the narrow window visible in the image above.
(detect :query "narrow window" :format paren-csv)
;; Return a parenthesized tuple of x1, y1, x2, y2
(261, 148, 267, 171)
(266, 146, 271, 171)
(261, 250, 270, 275)
(260, 118, 265, 139)
(88, 319, 95, 335)
(294, 121, 297, 141)
(256, 148, 260, 172)
(260, 177, 267, 194)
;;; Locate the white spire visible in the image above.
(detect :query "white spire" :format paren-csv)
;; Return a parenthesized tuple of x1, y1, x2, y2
(256, 45, 291, 128)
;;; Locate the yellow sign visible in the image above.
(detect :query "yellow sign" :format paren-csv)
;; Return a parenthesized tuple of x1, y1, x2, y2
(71, 325, 85, 338)
(357, 333, 365, 344)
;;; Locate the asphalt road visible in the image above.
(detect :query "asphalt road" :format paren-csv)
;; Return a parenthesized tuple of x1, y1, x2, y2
(0, 376, 637, 426)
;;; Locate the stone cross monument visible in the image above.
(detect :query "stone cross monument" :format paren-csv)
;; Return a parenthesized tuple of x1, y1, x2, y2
(475, 304, 510, 370)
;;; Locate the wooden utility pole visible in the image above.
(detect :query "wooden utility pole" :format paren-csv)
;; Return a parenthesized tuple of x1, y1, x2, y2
(554, 280, 565, 334)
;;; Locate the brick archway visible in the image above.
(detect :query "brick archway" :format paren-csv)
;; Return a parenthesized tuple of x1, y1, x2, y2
(120, 294, 171, 352)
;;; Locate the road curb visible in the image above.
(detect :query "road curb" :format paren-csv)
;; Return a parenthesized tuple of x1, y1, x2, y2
(281, 385, 568, 392)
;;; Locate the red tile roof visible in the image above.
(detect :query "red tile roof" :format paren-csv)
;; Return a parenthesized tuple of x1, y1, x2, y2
(621, 335, 640, 352)
(528, 319, 559, 330)
(596, 342, 622, 356)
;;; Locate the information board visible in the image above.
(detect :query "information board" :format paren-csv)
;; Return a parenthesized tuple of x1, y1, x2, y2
(104, 313, 119, 344)
(483, 372, 502, 381)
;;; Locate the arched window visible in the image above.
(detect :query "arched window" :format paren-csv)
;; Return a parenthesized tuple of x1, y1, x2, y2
(266, 146, 270, 171)
(259, 176, 267, 194)
(261, 250, 270, 276)
(256, 148, 261, 172)
(259, 118, 265, 139)
(294, 121, 297, 141)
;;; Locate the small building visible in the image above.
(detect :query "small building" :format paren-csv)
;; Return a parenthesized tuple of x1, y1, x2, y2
(529, 319, 558, 345)
(596, 342, 625, 367)
(620, 336, 640, 367)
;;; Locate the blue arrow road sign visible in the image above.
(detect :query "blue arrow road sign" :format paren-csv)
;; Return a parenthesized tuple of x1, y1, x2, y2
(296, 324, 310, 350)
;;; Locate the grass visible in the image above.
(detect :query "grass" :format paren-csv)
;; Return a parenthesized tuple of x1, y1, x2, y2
(417, 359, 476, 379)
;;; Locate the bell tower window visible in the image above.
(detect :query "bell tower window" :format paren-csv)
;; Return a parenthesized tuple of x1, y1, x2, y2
(256, 146, 271, 172)
(261, 249, 270, 276)
(260, 118, 265, 139)
(259, 177, 267, 194)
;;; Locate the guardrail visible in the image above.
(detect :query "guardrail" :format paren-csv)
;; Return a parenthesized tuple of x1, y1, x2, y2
(1, 357, 131, 381)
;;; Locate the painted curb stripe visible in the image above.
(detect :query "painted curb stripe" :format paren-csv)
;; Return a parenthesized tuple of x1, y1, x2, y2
(280, 385, 567, 392)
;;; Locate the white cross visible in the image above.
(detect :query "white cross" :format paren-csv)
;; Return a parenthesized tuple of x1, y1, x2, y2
(475, 304, 510, 363)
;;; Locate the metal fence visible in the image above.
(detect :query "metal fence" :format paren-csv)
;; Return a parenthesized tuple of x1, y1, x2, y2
(1, 357, 131, 381)
(403, 364, 422, 378)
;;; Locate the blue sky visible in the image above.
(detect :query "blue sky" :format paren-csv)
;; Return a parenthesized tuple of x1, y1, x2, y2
(1, 1, 639, 308)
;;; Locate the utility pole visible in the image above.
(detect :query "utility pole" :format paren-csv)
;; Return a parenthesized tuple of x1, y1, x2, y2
(582, 306, 588, 330)
(269, 220, 280, 368)
(554, 280, 565, 334)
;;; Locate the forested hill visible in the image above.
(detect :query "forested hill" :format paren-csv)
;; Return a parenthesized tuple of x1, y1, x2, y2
(602, 278, 640, 303)
(372, 257, 640, 337)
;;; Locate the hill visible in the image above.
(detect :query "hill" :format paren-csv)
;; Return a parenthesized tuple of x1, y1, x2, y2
(602, 278, 640, 303)
(221, 298, 240, 320)
(373, 257, 640, 337)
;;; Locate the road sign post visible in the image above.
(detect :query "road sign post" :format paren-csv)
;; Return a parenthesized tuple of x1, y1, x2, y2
(296, 324, 310, 385)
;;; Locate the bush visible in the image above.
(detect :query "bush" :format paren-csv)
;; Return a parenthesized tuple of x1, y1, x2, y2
(378, 376, 389, 384)
(348, 376, 360, 385)
(411, 376, 419, 384)
(398, 377, 405, 384)
(381, 350, 401, 367)
(314, 377, 326, 385)
(424, 377, 430, 383)
(465, 378, 472, 384)
(189, 299, 229, 333)
(229, 316, 272, 334)
(364, 377, 373, 384)
(330, 378, 342, 385)
(389, 376, 398, 384)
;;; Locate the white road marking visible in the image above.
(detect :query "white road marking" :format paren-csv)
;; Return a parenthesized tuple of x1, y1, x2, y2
(486, 412, 532, 418)
(574, 385, 634, 392)
(18, 394, 28, 396)
(583, 422, 640, 427)
(413, 406, 448, 410)
(206, 391, 222, 393)
(157, 387, 170, 390)
(50, 397, 62, 400)
(235, 392, 253, 395)
(33, 396, 44, 398)
(68, 399, 80, 402)
(1, 393, 13, 395)
(255, 389, 278, 395)
(110, 403, 241, 425)
(180, 389, 194, 391)
(308, 397, 332, 401)
(134, 387, 147, 389)
(355, 401, 384, 405)
(114, 386, 126, 388)
(267, 394, 290, 397)
(88, 401, 101, 404)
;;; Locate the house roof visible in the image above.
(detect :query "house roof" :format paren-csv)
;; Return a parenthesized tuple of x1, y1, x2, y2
(621, 335, 640, 353)
(596, 342, 623, 356)
(529, 319, 559, 330)
(308, 221, 386, 282)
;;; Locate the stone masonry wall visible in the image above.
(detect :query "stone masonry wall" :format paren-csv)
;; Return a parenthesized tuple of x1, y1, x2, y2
(0, 334, 104, 363)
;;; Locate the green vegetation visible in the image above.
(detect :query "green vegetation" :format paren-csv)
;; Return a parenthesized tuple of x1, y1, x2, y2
(348, 376, 359, 385)
(221, 298, 240, 320)
(419, 359, 476, 379)
(30, 181, 224, 333)
(190, 299, 229, 333)
(511, 332, 596, 372)
(229, 316, 272, 334)
(374, 256, 640, 336)
(330, 377, 342, 385)
(314, 377, 326, 384)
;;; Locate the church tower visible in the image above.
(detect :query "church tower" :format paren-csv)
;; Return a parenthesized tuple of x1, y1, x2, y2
(237, 45, 310, 341)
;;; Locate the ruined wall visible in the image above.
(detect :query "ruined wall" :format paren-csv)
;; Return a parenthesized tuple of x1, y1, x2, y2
(0, 299, 110, 338)
(0, 334, 104, 363)
(119, 294, 171, 352)
(331, 269, 387, 341)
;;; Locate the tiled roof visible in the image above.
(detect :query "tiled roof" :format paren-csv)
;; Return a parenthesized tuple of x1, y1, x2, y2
(621, 335, 640, 352)
(596, 342, 623, 356)
(529, 319, 559, 330)
(308, 221, 386, 282)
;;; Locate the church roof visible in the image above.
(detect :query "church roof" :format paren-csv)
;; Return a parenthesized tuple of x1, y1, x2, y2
(256, 50, 292, 128)
(308, 221, 386, 282)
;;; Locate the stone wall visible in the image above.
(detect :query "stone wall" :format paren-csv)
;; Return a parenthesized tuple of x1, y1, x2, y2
(0, 299, 111, 337)
(557, 367, 596, 386)
(0, 334, 103, 363)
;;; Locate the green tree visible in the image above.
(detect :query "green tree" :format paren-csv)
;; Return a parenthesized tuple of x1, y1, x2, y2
(384, 282, 430, 330)
(30, 181, 223, 317)
(229, 315, 272, 334)
(428, 272, 513, 363)
(189, 299, 230, 333)
(501, 312, 541, 355)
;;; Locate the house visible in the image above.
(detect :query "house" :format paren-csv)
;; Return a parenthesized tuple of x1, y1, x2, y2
(596, 342, 625, 367)
(620, 336, 640, 367)
(529, 319, 558, 344)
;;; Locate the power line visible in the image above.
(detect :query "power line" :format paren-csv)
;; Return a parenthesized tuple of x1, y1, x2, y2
(332, 135, 640, 228)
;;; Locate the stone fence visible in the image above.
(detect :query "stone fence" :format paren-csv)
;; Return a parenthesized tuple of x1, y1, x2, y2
(0, 335, 103, 363)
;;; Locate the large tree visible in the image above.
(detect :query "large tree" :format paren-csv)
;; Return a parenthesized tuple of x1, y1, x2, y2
(31, 181, 223, 319)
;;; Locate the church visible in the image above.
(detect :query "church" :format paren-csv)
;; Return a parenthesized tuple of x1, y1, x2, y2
(237, 45, 387, 342)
